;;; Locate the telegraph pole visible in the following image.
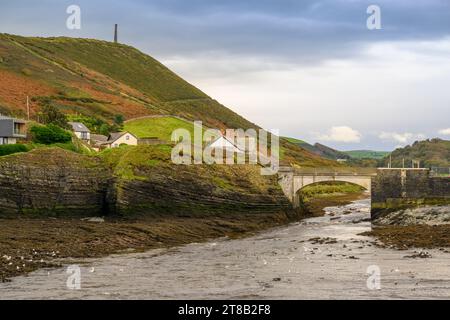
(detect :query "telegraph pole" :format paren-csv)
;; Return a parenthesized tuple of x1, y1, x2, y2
(26, 96, 30, 120)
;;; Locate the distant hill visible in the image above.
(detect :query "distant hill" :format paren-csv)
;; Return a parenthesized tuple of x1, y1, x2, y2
(283, 137, 350, 161)
(0, 34, 337, 167)
(379, 138, 450, 168)
(344, 150, 390, 160)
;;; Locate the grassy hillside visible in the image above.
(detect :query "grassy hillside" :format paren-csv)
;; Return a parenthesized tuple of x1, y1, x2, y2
(0, 34, 255, 129)
(282, 137, 349, 161)
(345, 150, 389, 160)
(124, 116, 196, 141)
(380, 138, 450, 168)
(0, 33, 339, 167)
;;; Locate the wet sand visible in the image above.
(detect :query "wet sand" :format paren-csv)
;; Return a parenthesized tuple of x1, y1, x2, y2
(1, 198, 449, 299)
(0, 193, 361, 282)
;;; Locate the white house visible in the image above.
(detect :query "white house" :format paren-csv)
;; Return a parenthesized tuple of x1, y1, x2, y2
(208, 135, 245, 154)
(104, 132, 138, 148)
(68, 122, 91, 142)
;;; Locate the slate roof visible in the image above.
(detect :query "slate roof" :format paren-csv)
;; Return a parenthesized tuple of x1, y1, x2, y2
(90, 134, 108, 143)
(68, 122, 90, 133)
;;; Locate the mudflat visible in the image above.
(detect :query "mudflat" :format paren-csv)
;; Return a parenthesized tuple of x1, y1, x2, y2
(0, 193, 364, 282)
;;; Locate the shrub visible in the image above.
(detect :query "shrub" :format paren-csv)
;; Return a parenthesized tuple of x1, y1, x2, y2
(30, 124, 72, 144)
(38, 104, 69, 129)
(114, 114, 125, 126)
(0, 144, 29, 156)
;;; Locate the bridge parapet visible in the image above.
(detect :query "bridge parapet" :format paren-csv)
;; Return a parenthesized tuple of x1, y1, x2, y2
(291, 167, 378, 176)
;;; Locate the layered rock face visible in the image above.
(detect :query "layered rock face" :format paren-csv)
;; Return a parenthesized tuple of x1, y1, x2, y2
(0, 148, 296, 218)
(114, 165, 294, 217)
(0, 149, 112, 216)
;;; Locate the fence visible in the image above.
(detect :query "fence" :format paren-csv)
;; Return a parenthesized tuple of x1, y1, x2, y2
(289, 167, 378, 175)
(430, 167, 450, 177)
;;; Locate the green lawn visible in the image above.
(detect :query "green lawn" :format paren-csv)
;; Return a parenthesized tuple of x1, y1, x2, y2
(344, 150, 390, 160)
(124, 116, 197, 141)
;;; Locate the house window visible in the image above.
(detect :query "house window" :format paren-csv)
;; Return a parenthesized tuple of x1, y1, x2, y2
(14, 123, 21, 135)
(81, 132, 88, 140)
(126, 135, 130, 140)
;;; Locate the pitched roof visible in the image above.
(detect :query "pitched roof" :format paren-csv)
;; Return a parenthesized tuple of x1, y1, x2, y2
(90, 134, 108, 142)
(106, 132, 137, 144)
(68, 122, 90, 133)
(208, 135, 245, 153)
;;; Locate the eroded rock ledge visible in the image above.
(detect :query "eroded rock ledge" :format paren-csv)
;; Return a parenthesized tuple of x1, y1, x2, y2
(0, 147, 296, 219)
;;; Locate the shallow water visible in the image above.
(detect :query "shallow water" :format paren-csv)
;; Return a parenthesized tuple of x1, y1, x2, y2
(1, 198, 449, 300)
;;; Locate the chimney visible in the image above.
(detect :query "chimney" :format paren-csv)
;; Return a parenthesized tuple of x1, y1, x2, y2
(114, 24, 118, 43)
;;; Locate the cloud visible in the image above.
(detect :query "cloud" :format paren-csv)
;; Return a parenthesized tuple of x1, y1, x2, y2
(379, 132, 425, 144)
(439, 128, 450, 135)
(2, 0, 450, 65)
(316, 126, 362, 143)
(0, 1, 449, 150)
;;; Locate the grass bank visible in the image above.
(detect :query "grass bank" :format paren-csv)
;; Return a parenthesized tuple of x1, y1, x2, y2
(298, 182, 367, 217)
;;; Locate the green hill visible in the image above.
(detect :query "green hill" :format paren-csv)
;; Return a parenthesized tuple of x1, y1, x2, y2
(282, 137, 350, 161)
(344, 150, 390, 160)
(0, 34, 254, 129)
(380, 138, 450, 168)
(0, 33, 338, 167)
(124, 116, 196, 141)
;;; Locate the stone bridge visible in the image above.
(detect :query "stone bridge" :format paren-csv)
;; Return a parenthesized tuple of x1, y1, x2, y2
(278, 167, 450, 218)
(277, 167, 377, 208)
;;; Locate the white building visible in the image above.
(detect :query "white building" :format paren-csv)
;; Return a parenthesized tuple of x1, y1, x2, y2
(104, 132, 138, 148)
(68, 122, 91, 142)
(208, 135, 245, 154)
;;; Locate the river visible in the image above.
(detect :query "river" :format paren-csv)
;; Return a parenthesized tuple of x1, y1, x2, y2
(1, 198, 449, 299)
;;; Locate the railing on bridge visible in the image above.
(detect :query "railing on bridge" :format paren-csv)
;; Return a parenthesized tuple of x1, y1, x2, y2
(430, 167, 450, 177)
(280, 167, 378, 176)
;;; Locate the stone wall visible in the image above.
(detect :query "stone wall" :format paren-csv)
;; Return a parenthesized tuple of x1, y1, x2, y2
(371, 169, 450, 218)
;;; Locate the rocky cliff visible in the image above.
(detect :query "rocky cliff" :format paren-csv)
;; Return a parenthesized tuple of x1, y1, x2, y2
(0, 148, 112, 216)
(0, 147, 296, 219)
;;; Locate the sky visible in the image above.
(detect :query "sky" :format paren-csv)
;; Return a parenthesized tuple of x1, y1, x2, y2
(1, 0, 450, 150)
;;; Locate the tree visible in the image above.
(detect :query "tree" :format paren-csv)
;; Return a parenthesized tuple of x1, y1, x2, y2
(38, 104, 69, 129)
(114, 114, 125, 128)
(30, 124, 72, 145)
(99, 124, 110, 136)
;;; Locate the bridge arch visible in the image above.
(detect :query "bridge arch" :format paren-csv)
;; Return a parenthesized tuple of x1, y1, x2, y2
(293, 176, 372, 195)
(278, 167, 376, 208)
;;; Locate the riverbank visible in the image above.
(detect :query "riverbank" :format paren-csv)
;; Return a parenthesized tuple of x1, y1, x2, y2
(3, 197, 449, 299)
(361, 205, 450, 250)
(0, 211, 288, 282)
(0, 192, 366, 282)
(361, 225, 450, 250)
